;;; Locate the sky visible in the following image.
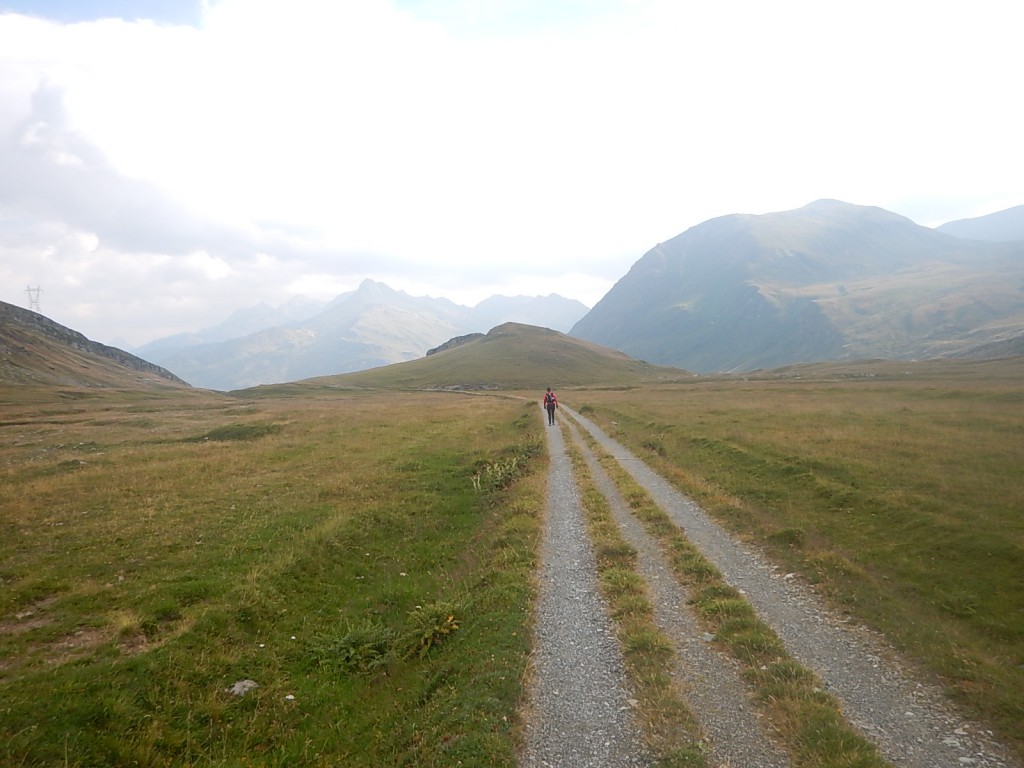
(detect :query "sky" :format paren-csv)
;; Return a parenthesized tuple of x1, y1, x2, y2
(1, 0, 1022, 348)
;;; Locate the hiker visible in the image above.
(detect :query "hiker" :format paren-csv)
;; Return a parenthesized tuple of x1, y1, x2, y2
(543, 387, 558, 425)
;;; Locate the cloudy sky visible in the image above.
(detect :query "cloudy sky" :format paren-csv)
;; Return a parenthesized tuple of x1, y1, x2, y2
(1, 0, 1022, 347)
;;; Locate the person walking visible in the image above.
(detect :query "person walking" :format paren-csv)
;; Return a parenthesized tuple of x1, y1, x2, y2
(543, 386, 558, 426)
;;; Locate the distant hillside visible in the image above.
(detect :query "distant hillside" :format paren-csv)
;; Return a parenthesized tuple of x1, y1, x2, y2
(0, 301, 189, 388)
(136, 295, 326, 355)
(144, 281, 590, 390)
(937, 205, 1024, 242)
(470, 294, 590, 332)
(237, 322, 688, 394)
(571, 200, 1024, 372)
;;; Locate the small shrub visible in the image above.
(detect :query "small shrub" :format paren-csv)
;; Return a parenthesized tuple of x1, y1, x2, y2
(941, 590, 979, 618)
(404, 601, 460, 658)
(307, 620, 398, 674)
(768, 527, 806, 549)
(190, 423, 282, 442)
(471, 456, 519, 492)
(641, 436, 666, 456)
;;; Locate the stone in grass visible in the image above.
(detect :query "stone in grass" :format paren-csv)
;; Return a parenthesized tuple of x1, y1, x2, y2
(227, 679, 259, 696)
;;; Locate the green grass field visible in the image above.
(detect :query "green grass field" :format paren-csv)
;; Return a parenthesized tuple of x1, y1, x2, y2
(1, 389, 544, 766)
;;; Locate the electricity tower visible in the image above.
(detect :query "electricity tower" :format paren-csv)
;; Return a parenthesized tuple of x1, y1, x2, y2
(25, 285, 42, 313)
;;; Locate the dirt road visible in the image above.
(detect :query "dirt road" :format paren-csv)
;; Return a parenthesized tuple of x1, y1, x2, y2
(520, 406, 1018, 767)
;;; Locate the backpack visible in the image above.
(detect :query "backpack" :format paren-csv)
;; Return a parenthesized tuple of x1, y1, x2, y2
(544, 392, 555, 406)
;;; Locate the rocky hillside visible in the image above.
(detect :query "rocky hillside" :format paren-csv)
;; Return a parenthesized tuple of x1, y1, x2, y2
(0, 301, 189, 387)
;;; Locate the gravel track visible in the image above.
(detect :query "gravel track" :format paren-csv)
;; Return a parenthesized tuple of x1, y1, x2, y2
(567, 407, 1019, 768)
(568, 419, 792, 767)
(520, 414, 649, 767)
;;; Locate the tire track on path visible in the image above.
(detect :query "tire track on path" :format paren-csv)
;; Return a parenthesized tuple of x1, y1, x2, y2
(566, 407, 1018, 768)
(520, 411, 649, 767)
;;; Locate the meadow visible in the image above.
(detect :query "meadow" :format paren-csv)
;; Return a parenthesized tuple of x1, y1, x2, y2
(2, 354, 1022, 766)
(0, 388, 544, 766)
(571, 357, 1024, 757)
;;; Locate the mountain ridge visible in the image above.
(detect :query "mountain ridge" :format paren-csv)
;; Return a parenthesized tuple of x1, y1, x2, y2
(136, 294, 327, 355)
(571, 200, 1024, 372)
(937, 204, 1024, 242)
(0, 300, 190, 388)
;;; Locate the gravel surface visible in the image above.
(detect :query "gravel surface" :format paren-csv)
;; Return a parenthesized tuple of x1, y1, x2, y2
(569, 419, 792, 767)
(568, 407, 1019, 768)
(520, 414, 649, 767)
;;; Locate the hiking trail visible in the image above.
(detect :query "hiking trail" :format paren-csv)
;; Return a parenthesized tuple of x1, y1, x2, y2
(520, 405, 1018, 768)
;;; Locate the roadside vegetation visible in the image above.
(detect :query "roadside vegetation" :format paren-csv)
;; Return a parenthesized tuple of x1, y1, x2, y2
(0, 388, 543, 766)
(571, 357, 1024, 758)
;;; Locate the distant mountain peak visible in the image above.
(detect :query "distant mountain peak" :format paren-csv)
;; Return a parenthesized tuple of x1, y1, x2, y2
(357, 277, 399, 293)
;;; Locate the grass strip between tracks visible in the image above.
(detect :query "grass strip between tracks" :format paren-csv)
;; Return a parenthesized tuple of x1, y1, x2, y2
(562, 425, 710, 768)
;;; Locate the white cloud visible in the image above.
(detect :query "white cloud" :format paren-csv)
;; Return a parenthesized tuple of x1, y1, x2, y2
(1, 0, 1023, 346)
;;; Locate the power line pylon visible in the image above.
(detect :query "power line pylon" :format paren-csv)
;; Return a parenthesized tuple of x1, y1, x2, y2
(25, 285, 42, 313)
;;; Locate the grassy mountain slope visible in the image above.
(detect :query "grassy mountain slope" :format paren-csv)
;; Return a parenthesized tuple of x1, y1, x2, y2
(0, 301, 189, 389)
(571, 200, 1024, 372)
(235, 322, 689, 395)
(937, 204, 1024, 242)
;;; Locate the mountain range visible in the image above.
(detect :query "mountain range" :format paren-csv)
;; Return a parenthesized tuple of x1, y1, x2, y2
(136, 281, 589, 389)
(4, 199, 1023, 389)
(571, 200, 1024, 372)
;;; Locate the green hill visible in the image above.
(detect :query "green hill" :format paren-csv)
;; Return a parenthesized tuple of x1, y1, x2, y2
(234, 322, 689, 395)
